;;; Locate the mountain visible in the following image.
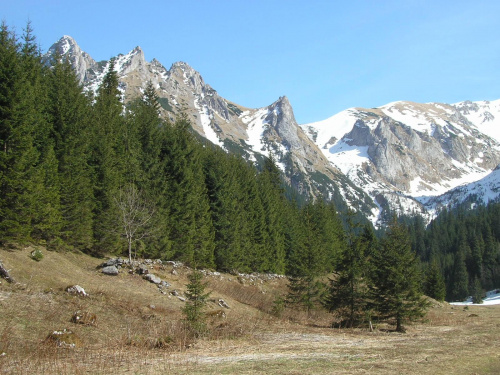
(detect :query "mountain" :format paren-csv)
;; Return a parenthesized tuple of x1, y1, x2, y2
(422, 164, 500, 215)
(301, 100, 500, 223)
(44, 36, 500, 225)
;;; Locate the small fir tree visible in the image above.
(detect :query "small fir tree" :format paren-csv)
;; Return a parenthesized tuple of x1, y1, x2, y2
(182, 270, 211, 336)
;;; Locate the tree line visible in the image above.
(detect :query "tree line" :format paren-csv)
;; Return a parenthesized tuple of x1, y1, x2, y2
(0, 22, 348, 276)
(405, 201, 500, 302)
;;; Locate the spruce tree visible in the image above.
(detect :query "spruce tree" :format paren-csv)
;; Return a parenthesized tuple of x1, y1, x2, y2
(449, 243, 469, 301)
(258, 156, 286, 273)
(369, 217, 429, 332)
(47, 55, 95, 249)
(161, 115, 215, 268)
(286, 202, 329, 316)
(90, 58, 125, 251)
(423, 259, 446, 302)
(324, 211, 369, 328)
(471, 277, 483, 304)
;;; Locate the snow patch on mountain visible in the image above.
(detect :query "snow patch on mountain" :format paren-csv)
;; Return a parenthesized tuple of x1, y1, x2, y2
(194, 101, 224, 148)
(455, 99, 500, 144)
(242, 108, 268, 153)
(420, 166, 500, 217)
(301, 99, 500, 224)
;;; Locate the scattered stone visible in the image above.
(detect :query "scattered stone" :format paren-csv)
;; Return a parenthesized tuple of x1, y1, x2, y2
(137, 265, 149, 275)
(207, 309, 227, 319)
(160, 280, 170, 288)
(101, 258, 125, 268)
(45, 329, 81, 348)
(165, 261, 183, 267)
(218, 298, 230, 309)
(143, 273, 161, 284)
(102, 266, 119, 276)
(0, 260, 14, 283)
(177, 296, 186, 302)
(149, 304, 155, 309)
(171, 269, 178, 276)
(170, 290, 180, 296)
(71, 310, 97, 326)
(65, 285, 88, 297)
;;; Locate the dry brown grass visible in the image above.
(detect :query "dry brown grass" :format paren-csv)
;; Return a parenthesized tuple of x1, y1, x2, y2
(1, 246, 499, 374)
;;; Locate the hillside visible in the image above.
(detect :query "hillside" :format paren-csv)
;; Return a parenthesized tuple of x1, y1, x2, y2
(1, 247, 500, 374)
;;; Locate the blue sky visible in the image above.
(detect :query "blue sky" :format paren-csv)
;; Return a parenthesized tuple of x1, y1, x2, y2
(2, 0, 499, 124)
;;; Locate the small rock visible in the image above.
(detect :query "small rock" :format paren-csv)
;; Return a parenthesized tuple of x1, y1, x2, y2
(177, 296, 186, 302)
(170, 290, 180, 296)
(160, 280, 170, 288)
(218, 298, 230, 309)
(65, 285, 88, 297)
(143, 274, 161, 284)
(71, 310, 97, 326)
(45, 329, 81, 348)
(137, 265, 149, 275)
(102, 266, 119, 276)
(171, 269, 178, 276)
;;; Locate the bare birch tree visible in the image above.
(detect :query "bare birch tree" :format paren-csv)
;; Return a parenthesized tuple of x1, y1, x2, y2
(114, 184, 155, 263)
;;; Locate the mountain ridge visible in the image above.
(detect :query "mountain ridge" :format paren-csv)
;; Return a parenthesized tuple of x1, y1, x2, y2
(44, 36, 500, 225)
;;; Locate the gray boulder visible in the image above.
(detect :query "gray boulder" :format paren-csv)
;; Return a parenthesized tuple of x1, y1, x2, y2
(143, 273, 161, 284)
(102, 266, 119, 276)
(101, 258, 124, 268)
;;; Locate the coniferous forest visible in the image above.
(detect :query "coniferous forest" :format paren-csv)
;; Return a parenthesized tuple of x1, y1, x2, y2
(1, 22, 499, 321)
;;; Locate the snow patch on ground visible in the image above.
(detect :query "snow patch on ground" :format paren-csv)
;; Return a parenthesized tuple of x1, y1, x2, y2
(450, 289, 500, 306)
(239, 108, 288, 172)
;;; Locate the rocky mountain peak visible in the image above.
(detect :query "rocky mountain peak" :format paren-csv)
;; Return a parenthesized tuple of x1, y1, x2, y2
(263, 96, 303, 151)
(115, 46, 147, 76)
(44, 35, 96, 84)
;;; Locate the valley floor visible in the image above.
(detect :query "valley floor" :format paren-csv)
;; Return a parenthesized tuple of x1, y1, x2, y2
(0, 247, 499, 374)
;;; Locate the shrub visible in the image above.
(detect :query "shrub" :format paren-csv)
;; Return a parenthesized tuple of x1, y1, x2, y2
(30, 249, 43, 262)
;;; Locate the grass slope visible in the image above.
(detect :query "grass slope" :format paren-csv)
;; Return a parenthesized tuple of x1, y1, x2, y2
(0, 246, 499, 374)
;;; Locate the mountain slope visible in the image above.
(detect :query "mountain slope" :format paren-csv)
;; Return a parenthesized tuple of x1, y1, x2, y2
(44, 36, 378, 218)
(301, 100, 500, 223)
